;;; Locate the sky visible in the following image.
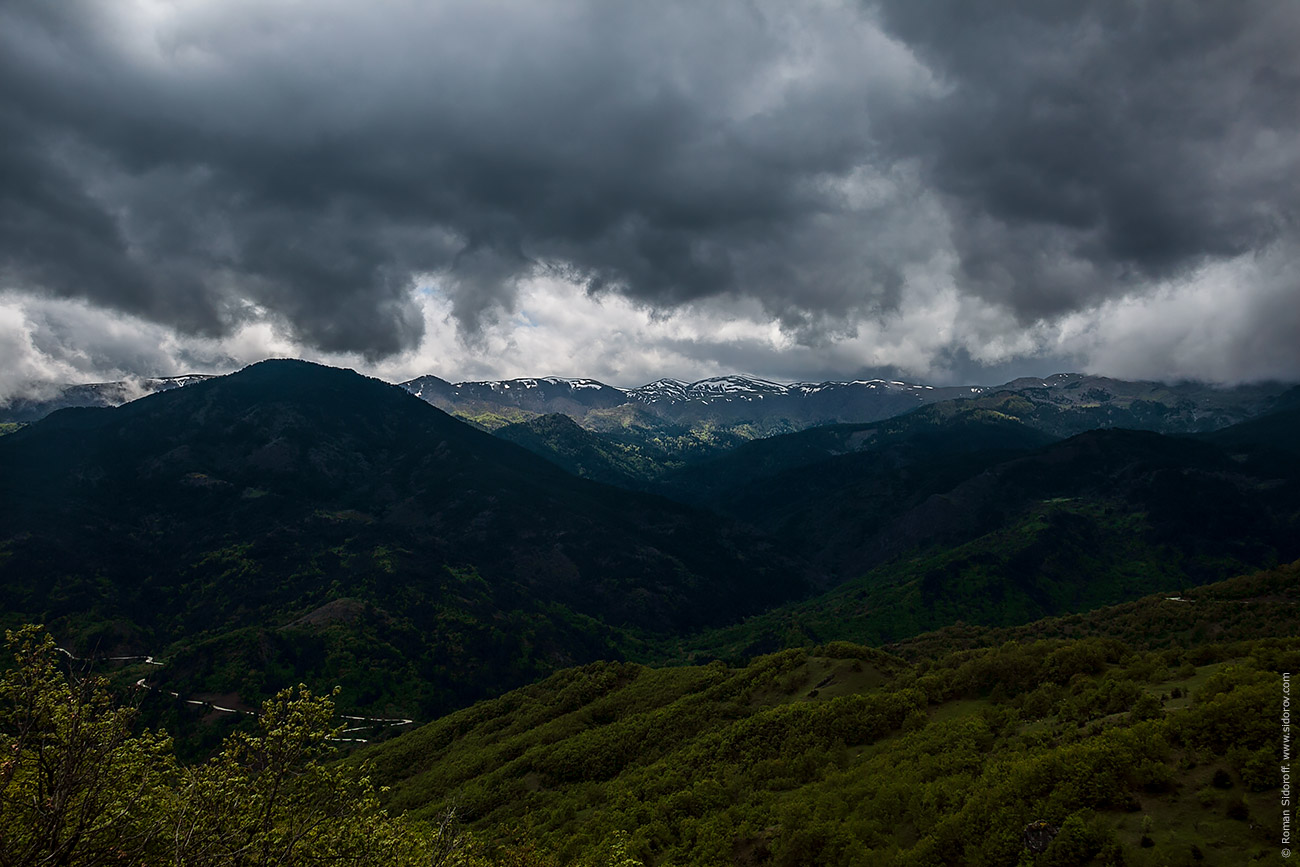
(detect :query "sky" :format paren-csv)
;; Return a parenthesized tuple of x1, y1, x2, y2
(1, 0, 1297, 397)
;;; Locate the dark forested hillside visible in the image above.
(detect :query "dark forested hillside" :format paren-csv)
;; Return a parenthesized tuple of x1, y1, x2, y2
(659, 425, 1300, 660)
(1201, 386, 1300, 457)
(492, 413, 670, 489)
(653, 397, 1300, 605)
(0, 360, 811, 719)
(658, 404, 1058, 556)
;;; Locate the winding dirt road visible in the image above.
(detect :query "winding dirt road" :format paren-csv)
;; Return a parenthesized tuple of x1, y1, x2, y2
(56, 645, 414, 743)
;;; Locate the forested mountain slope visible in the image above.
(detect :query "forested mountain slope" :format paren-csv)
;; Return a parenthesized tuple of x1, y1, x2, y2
(360, 561, 1300, 866)
(0, 360, 811, 719)
(651, 394, 1300, 604)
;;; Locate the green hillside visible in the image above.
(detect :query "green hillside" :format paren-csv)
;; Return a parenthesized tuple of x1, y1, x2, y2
(494, 413, 672, 488)
(360, 562, 1300, 866)
(494, 407, 778, 489)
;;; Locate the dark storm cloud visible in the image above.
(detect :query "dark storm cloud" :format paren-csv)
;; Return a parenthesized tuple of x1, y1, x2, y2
(0, 0, 934, 354)
(873, 0, 1300, 318)
(0, 0, 1296, 367)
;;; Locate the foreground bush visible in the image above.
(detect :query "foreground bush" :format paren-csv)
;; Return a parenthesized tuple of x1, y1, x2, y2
(0, 626, 459, 867)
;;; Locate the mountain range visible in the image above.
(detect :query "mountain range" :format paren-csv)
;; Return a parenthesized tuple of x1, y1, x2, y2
(401, 372, 976, 431)
(402, 371, 1294, 439)
(2, 358, 1296, 728)
(7, 369, 1290, 437)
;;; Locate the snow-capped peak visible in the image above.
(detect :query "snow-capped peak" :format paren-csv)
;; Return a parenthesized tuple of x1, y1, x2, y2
(626, 379, 691, 404)
(623, 374, 952, 405)
(538, 377, 611, 390)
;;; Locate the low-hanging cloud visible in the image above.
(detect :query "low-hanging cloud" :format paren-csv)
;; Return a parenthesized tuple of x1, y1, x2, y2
(0, 0, 1296, 389)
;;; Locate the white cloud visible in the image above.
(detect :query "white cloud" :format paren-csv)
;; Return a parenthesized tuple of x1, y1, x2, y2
(3, 234, 1297, 405)
(1048, 240, 1300, 384)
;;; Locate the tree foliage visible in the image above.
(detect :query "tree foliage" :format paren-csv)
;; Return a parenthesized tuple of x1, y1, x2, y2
(363, 629, 1293, 866)
(0, 626, 489, 867)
